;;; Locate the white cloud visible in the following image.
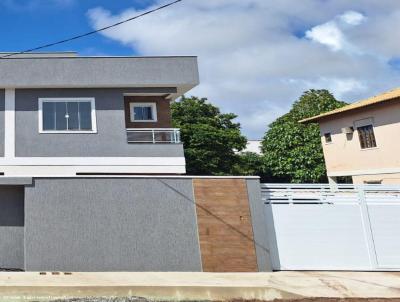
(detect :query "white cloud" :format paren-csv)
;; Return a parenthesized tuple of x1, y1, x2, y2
(339, 11, 366, 26)
(305, 21, 345, 51)
(290, 78, 367, 99)
(305, 11, 366, 52)
(87, 1, 400, 138)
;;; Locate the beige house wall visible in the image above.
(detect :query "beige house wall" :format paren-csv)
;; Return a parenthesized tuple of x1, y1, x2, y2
(318, 99, 400, 184)
(352, 173, 400, 184)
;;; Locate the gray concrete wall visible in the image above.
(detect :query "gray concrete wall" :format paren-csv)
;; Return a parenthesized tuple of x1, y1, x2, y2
(15, 89, 184, 157)
(0, 57, 199, 93)
(246, 179, 272, 272)
(0, 186, 24, 269)
(0, 89, 4, 157)
(24, 178, 202, 272)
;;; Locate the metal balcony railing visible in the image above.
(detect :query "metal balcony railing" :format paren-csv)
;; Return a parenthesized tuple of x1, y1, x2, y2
(126, 128, 181, 144)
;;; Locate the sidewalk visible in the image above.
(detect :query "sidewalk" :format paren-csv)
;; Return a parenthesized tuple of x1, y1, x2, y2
(0, 271, 399, 301)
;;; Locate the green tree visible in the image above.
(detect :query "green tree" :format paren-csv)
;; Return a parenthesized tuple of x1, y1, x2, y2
(233, 152, 264, 175)
(261, 89, 347, 183)
(171, 96, 247, 175)
(233, 151, 273, 181)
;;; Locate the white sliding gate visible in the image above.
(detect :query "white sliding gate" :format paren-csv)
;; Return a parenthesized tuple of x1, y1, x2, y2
(262, 183, 400, 271)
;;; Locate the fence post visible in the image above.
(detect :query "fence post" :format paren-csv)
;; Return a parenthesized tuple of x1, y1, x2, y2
(328, 177, 338, 191)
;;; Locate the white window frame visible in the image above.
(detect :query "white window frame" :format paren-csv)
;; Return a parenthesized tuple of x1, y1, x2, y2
(38, 98, 97, 134)
(130, 102, 158, 122)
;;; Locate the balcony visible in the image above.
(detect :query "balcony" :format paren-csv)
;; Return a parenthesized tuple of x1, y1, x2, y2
(126, 128, 181, 144)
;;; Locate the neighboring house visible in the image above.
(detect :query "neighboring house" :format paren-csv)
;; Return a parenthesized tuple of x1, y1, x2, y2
(300, 88, 400, 185)
(0, 52, 268, 273)
(243, 139, 262, 155)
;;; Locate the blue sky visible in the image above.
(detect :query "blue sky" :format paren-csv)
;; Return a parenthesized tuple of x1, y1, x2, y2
(0, 0, 144, 55)
(2, 0, 400, 138)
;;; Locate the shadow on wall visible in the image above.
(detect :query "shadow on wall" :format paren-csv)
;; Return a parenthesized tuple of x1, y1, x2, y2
(0, 186, 24, 227)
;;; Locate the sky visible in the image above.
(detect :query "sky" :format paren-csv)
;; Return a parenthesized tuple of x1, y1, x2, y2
(2, 0, 400, 138)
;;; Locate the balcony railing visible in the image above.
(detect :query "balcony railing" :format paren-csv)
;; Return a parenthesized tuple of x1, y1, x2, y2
(126, 128, 181, 144)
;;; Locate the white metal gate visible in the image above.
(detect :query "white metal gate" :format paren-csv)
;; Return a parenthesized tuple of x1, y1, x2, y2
(262, 183, 400, 271)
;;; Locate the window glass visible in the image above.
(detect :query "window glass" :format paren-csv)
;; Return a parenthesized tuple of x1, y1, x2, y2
(134, 106, 144, 120)
(79, 102, 92, 130)
(132, 104, 155, 121)
(324, 133, 332, 143)
(42, 102, 55, 130)
(41, 100, 94, 132)
(67, 102, 79, 130)
(143, 106, 153, 120)
(357, 125, 377, 149)
(55, 102, 67, 130)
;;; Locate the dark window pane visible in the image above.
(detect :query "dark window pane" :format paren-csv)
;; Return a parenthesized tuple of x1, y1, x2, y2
(324, 133, 332, 143)
(55, 102, 67, 130)
(42, 102, 55, 130)
(357, 125, 376, 149)
(133, 105, 153, 120)
(67, 102, 79, 130)
(143, 107, 153, 120)
(134, 106, 144, 120)
(79, 102, 92, 130)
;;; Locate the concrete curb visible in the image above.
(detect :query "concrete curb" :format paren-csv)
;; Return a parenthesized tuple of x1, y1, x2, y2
(0, 272, 399, 301)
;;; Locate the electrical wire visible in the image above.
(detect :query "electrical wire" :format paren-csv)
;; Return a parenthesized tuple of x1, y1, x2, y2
(1, 0, 182, 58)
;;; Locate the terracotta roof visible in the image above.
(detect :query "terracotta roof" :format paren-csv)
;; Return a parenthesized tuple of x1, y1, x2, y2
(299, 87, 400, 123)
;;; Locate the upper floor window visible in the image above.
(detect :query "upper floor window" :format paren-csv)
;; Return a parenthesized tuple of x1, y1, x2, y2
(130, 102, 157, 122)
(357, 125, 376, 149)
(39, 98, 97, 133)
(324, 133, 332, 143)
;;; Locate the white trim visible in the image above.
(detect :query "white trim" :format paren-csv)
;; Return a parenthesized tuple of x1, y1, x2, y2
(4, 89, 15, 159)
(1, 165, 186, 176)
(0, 157, 185, 166)
(126, 128, 180, 131)
(328, 167, 400, 177)
(129, 102, 157, 122)
(123, 93, 171, 96)
(0, 174, 260, 179)
(38, 98, 97, 133)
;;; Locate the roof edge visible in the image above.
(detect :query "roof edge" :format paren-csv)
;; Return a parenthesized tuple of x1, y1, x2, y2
(299, 87, 400, 124)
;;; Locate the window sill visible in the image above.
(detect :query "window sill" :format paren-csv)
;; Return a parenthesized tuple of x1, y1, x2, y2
(130, 120, 158, 123)
(360, 146, 379, 151)
(39, 130, 97, 134)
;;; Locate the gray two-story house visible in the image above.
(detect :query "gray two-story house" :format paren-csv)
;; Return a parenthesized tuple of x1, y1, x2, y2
(0, 52, 269, 273)
(0, 52, 198, 176)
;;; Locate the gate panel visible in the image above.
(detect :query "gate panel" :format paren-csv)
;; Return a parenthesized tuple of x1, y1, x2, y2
(265, 203, 371, 270)
(365, 188, 400, 268)
(262, 183, 400, 271)
(368, 204, 400, 268)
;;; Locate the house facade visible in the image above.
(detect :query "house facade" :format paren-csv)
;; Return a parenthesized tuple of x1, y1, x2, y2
(0, 52, 199, 176)
(0, 53, 270, 272)
(301, 88, 400, 184)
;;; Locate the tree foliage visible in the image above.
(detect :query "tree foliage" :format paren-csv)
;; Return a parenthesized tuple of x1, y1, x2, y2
(171, 96, 247, 175)
(261, 89, 347, 183)
(233, 151, 273, 181)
